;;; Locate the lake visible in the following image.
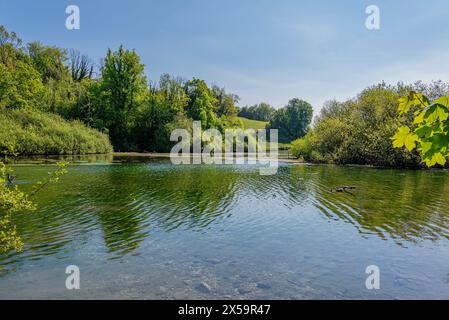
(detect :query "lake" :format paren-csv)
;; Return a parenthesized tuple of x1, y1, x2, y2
(1, 155, 449, 299)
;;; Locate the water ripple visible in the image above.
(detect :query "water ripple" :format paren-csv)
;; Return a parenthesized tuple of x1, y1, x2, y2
(2, 161, 449, 271)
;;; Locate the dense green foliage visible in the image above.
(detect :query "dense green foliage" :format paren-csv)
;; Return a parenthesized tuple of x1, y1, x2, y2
(7, 24, 447, 164)
(267, 98, 313, 144)
(0, 28, 45, 110)
(0, 161, 35, 253)
(0, 25, 245, 153)
(0, 109, 112, 155)
(238, 103, 275, 121)
(0, 26, 112, 155)
(0, 160, 67, 253)
(92, 46, 147, 150)
(291, 82, 449, 167)
(1, 25, 317, 154)
(392, 91, 449, 167)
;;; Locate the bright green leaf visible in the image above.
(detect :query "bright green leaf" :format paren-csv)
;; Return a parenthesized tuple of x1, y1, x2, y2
(392, 126, 419, 151)
(414, 125, 432, 138)
(413, 111, 425, 124)
(424, 104, 449, 123)
(434, 95, 449, 107)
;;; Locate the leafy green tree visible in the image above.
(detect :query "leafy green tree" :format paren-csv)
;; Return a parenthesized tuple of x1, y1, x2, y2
(0, 25, 24, 65)
(41, 77, 93, 118)
(290, 131, 317, 162)
(27, 42, 70, 83)
(0, 61, 44, 109)
(255, 102, 275, 121)
(239, 103, 275, 121)
(184, 78, 218, 129)
(17, 41, 95, 119)
(291, 83, 422, 166)
(392, 91, 449, 167)
(133, 74, 190, 152)
(97, 46, 147, 150)
(211, 85, 239, 117)
(0, 26, 112, 155)
(0, 27, 45, 109)
(158, 73, 190, 114)
(268, 98, 313, 143)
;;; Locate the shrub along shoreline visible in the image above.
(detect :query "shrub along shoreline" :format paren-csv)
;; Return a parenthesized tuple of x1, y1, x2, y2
(290, 81, 449, 168)
(0, 108, 112, 155)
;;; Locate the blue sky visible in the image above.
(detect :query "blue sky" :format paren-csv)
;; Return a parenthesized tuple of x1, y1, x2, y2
(2, 0, 449, 111)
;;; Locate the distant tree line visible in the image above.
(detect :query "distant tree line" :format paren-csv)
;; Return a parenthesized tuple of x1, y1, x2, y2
(238, 103, 275, 121)
(239, 101, 314, 144)
(0, 25, 314, 153)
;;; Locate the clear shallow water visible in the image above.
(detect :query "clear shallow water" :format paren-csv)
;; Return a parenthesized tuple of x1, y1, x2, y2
(1, 155, 449, 299)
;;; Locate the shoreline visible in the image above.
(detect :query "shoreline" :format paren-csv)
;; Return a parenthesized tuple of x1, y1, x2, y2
(9, 152, 438, 170)
(113, 152, 304, 164)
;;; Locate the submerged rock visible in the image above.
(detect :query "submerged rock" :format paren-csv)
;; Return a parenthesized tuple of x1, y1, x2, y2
(204, 258, 221, 265)
(236, 282, 257, 295)
(196, 282, 212, 293)
(256, 283, 272, 290)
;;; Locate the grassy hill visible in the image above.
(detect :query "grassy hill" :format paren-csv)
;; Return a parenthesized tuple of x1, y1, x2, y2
(237, 117, 268, 130)
(0, 109, 113, 155)
(237, 117, 292, 150)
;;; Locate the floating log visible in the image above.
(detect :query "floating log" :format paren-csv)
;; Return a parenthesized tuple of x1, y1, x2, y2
(331, 186, 356, 193)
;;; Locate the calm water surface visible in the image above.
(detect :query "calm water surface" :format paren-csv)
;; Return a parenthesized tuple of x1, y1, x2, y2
(1, 155, 449, 299)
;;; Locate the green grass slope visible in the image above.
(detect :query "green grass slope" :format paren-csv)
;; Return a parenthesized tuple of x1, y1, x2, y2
(237, 117, 292, 150)
(237, 117, 268, 130)
(0, 109, 113, 155)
